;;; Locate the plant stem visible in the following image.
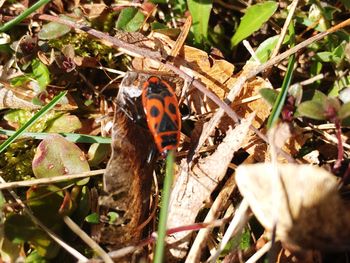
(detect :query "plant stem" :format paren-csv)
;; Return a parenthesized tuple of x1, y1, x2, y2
(0, 0, 51, 32)
(154, 150, 175, 263)
(267, 23, 296, 129)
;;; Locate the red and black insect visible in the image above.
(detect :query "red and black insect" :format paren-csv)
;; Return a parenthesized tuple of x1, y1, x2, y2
(142, 76, 181, 157)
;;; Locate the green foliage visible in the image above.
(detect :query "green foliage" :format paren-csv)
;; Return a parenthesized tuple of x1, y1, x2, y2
(338, 102, 350, 120)
(5, 110, 41, 129)
(116, 7, 145, 32)
(71, 186, 91, 224)
(10, 59, 50, 93)
(4, 110, 79, 133)
(259, 88, 279, 106)
(32, 134, 90, 185)
(44, 114, 82, 133)
(296, 100, 328, 120)
(187, 0, 213, 45)
(267, 23, 296, 128)
(25, 251, 49, 263)
(231, 1, 278, 47)
(87, 143, 110, 167)
(4, 213, 60, 259)
(0, 139, 36, 181)
(248, 34, 291, 63)
(85, 213, 100, 224)
(38, 15, 79, 40)
(315, 42, 346, 64)
(48, 33, 114, 60)
(221, 227, 251, 256)
(27, 185, 67, 224)
(107, 212, 120, 224)
(295, 90, 350, 123)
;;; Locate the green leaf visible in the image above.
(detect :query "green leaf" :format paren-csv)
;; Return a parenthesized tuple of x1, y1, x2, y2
(328, 75, 350, 96)
(187, 0, 213, 44)
(267, 22, 296, 129)
(85, 213, 100, 224)
(38, 18, 71, 40)
(239, 227, 251, 250)
(312, 90, 328, 104)
(44, 114, 82, 133)
(107, 212, 120, 224)
(32, 134, 90, 185)
(338, 102, 350, 120)
(25, 250, 48, 263)
(249, 34, 291, 63)
(116, 7, 145, 32)
(4, 213, 60, 258)
(10, 75, 30, 87)
(315, 51, 333, 62)
(26, 185, 65, 226)
(296, 101, 326, 120)
(259, 88, 279, 106)
(231, 1, 278, 47)
(9, 59, 50, 92)
(31, 59, 50, 92)
(87, 143, 110, 167)
(4, 214, 38, 244)
(72, 186, 91, 224)
(249, 35, 278, 63)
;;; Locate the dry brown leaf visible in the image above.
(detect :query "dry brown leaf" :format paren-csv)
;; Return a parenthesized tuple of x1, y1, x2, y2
(81, 3, 107, 18)
(222, 77, 272, 130)
(166, 113, 255, 260)
(95, 74, 155, 252)
(236, 163, 350, 251)
(0, 87, 40, 110)
(133, 32, 235, 113)
(0, 86, 77, 110)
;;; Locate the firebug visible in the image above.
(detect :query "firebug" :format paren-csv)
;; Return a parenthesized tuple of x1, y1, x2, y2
(142, 76, 181, 158)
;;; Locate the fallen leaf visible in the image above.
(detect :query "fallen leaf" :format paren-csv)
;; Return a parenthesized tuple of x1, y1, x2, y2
(236, 163, 350, 251)
(166, 113, 255, 259)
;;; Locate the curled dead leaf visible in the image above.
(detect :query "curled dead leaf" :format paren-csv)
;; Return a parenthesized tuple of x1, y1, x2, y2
(236, 163, 350, 251)
(95, 72, 155, 253)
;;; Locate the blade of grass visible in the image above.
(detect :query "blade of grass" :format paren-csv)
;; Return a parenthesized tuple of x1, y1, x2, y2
(0, 91, 67, 154)
(0, 129, 112, 144)
(0, 0, 51, 32)
(154, 150, 175, 263)
(267, 23, 296, 129)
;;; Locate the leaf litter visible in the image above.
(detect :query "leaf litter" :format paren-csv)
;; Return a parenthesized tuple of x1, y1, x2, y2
(0, 1, 349, 262)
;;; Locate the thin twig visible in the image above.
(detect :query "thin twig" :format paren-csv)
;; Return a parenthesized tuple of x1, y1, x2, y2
(270, 0, 299, 61)
(0, 169, 105, 190)
(63, 216, 113, 263)
(245, 241, 272, 263)
(207, 199, 250, 263)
